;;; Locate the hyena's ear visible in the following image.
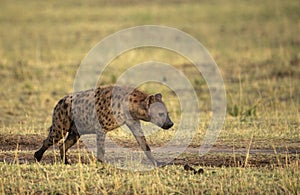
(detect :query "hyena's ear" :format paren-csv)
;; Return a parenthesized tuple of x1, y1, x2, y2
(143, 93, 162, 109)
(154, 93, 162, 101)
(143, 95, 154, 109)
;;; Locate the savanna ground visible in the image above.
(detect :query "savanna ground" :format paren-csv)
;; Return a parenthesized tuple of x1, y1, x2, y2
(0, 0, 299, 194)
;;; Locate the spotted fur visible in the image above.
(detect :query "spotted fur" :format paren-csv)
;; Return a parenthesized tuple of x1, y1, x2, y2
(34, 85, 173, 166)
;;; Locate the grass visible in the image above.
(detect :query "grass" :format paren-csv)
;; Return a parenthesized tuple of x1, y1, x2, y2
(0, 161, 299, 194)
(0, 0, 299, 194)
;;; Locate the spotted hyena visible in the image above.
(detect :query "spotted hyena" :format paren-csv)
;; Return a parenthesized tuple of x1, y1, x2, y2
(34, 85, 173, 166)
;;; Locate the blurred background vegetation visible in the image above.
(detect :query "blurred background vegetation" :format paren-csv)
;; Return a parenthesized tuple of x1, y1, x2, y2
(0, 0, 299, 141)
(0, 1, 299, 194)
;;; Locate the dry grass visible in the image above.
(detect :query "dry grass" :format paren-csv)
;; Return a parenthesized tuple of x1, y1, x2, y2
(0, 0, 299, 194)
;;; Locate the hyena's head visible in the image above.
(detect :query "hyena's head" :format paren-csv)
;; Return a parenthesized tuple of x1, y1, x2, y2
(144, 93, 174, 130)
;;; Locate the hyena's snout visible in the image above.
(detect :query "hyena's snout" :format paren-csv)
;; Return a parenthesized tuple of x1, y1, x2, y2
(161, 115, 174, 129)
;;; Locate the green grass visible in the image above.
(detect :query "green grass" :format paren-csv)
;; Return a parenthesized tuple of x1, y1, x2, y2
(0, 0, 299, 194)
(0, 161, 299, 194)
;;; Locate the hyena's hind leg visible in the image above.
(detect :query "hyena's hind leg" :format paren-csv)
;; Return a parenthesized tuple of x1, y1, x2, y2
(34, 125, 67, 162)
(59, 124, 80, 164)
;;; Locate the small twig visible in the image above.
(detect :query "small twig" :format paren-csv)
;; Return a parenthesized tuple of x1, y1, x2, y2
(184, 164, 204, 174)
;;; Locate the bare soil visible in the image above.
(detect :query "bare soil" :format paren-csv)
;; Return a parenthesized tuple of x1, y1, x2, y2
(0, 134, 299, 168)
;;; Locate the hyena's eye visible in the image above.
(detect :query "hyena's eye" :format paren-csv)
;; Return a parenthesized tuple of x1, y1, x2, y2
(159, 113, 165, 117)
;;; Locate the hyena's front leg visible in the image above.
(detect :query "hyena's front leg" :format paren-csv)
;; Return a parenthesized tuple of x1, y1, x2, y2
(96, 129, 106, 162)
(126, 120, 159, 166)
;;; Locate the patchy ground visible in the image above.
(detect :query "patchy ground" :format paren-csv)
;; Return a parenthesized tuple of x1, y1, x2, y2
(0, 134, 299, 168)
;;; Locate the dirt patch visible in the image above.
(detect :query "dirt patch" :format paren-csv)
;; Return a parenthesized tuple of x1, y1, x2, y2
(0, 134, 299, 167)
(0, 134, 43, 151)
(174, 153, 299, 167)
